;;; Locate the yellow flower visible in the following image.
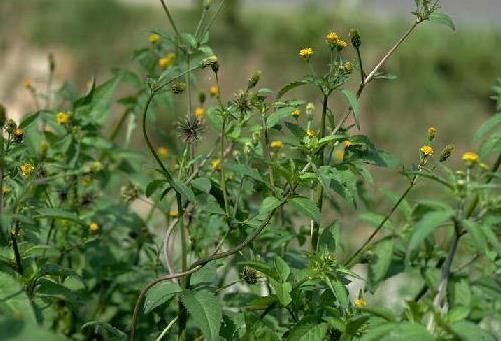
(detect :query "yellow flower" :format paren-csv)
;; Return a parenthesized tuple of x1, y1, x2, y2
(306, 128, 317, 137)
(20, 163, 35, 176)
(89, 223, 99, 232)
(14, 128, 24, 138)
(159, 53, 176, 68)
(336, 39, 348, 50)
(462, 152, 479, 163)
(209, 85, 219, 97)
(344, 140, 353, 148)
(341, 62, 353, 72)
(168, 209, 179, 218)
(2, 186, 10, 193)
(354, 298, 366, 308)
(292, 109, 301, 118)
(82, 175, 93, 186)
(158, 146, 169, 158)
(148, 33, 161, 44)
(420, 145, 434, 156)
(23, 79, 32, 89)
(194, 107, 205, 119)
(326, 32, 339, 44)
(211, 159, 222, 171)
(56, 112, 71, 125)
(334, 149, 344, 162)
(270, 140, 284, 149)
(299, 47, 314, 59)
(427, 127, 437, 140)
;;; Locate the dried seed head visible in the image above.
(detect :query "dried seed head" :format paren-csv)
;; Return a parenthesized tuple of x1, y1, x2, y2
(178, 115, 204, 144)
(350, 29, 361, 49)
(242, 266, 258, 285)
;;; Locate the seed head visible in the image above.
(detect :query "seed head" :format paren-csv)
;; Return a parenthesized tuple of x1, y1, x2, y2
(242, 266, 258, 285)
(178, 115, 204, 144)
(349, 29, 362, 49)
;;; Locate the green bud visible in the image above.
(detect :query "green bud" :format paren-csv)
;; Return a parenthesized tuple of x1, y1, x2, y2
(201, 55, 219, 73)
(171, 82, 186, 94)
(198, 91, 206, 104)
(439, 144, 455, 162)
(247, 70, 262, 89)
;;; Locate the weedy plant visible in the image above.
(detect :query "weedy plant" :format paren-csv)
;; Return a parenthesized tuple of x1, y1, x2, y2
(0, 0, 499, 340)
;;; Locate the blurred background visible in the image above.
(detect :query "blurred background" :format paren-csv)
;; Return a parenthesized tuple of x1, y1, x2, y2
(1, 0, 500, 199)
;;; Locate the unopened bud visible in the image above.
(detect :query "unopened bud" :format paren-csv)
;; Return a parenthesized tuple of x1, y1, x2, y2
(201, 55, 219, 73)
(349, 29, 361, 49)
(439, 144, 454, 162)
(248, 70, 262, 89)
(198, 91, 206, 104)
(306, 102, 315, 120)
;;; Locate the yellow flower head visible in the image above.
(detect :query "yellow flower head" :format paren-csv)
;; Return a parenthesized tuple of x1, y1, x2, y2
(211, 159, 222, 171)
(194, 106, 205, 119)
(344, 140, 353, 148)
(292, 109, 301, 118)
(159, 53, 176, 68)
(462, 152, 479, 163)
(56, 112, 71, 125)
(89, 223, 99, 232)
(20, 163, 35, 176)
(326, 32, 339, 44)
(336, 39, 348, 50)
(168, 209, 179, 218)
(14, 128, 24, 137)
(306, 128, 317, 137)
(420, 145, 434, 157)
(299, 48, 314, 60)
(23, 79, 32, 89)
(209, 85, 219, 97)
(354, 298, 366, 308)
(158, 146, 169, 158)
(148, 33, 161, 44)
(2, 186, 10, 194)
(270, 140, 284, 149)
(428, 127, 437, 140)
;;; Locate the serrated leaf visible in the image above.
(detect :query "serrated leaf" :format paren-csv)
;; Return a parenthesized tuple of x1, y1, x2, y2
(271, 280, 292, 306)
(267, 106, 295, 128)
(290, 197, 320, 223)
(260, 196, 281, 215)
(172, 178, 196, 203)
(144, 281, 182, 314)
(287, 323, 328, 341)
(407, 209, 454, 259)
(325, 277, 349, 310)
(318, 221, 339, 254)
(462, 220, 488, 256)
(0, 272, 36, 322)
(429, 12, 456, 31)
(191, 177, 211, 193)
(274, 257, 290, 282)
(35, 208, 83, 225)
(181, 290, 222, 341)
(369, 238, 394, 286)
(341, 89, 361, 129)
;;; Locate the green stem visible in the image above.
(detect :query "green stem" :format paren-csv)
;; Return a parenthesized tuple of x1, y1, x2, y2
(220, 116, 229, 216)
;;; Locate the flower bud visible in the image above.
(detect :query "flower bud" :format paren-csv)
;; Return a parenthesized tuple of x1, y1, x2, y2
(306, 102, 315, 121)
(427, 127, 437, 141)
(201, 55, 219, 73)
(198, 91, 206, 104)
(350, 29, 361, 49)
(439, 144, 454, 162)
(247, 70, 262, 89)
(171, 82, 186, 94)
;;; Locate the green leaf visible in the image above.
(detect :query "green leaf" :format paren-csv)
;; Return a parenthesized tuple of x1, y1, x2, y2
(290, 197, 320, 224)
(0, 318, 66, 340)
(0, 273, 36, 322)
(259, 196, 281, 215)
(369, 238, 394, 286)
(360, 322, 433, 341)
(287, 323, 328, 341)
(191, 177, 211, 193)
(35, 208, 83, 225)
(83, 77, 121, 124)
(474, 113, 501, 142)
(276, 80, 309, 99)
(429, 12, 456, 31)
(144, 281, 182, 314)
(325, 277, 349, 310)
(172, 178, 196, 203)
(462, 220, 488, 256)
(267, 106, 295, 128)
(181, 290, 222, 341)
(271, 280, 292, 306)
(82, 321, 127, 340)
(450, 321, 496, 341)
(145, 180, 168, 197)
(407, 209, 454, 259)
(318, 222, 339, 254)
(274, 257, 290, 282)
(341, 89, 361, 129)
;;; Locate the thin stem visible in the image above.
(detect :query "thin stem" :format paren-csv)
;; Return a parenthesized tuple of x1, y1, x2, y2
(344, 175, 418, 267)
(11, 226, 23, 275)
(159, 0, 181, 40)
(220, 115, 229, 216)
(204, 0, 226, 34)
